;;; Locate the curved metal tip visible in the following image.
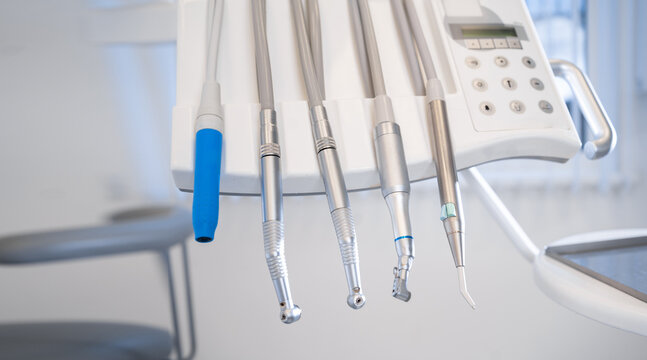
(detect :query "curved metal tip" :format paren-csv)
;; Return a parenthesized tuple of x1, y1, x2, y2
(347, 292, 366, 309)
(392, 276, 411, 302)
(457, 266, 476, 309)
(279, 305, 302, 324)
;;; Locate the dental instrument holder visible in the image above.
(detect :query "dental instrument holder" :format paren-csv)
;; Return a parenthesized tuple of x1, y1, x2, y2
(172, 0, 611, 196)
(171, 0, 616, 317)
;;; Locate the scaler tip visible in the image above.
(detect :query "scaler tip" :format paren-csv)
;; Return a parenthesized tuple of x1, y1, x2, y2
(457, 266, 476, 309)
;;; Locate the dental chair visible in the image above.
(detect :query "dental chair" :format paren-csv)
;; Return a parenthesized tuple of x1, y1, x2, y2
(0, 205, 196, 360)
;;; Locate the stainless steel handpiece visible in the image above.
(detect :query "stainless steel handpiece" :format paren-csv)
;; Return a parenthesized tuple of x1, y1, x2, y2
(426, 80, 475, 309)
(373, 97, 414, 302)
(310, 105, 366, 309)
(260, 109, 302, 323)
(291, 0, 365, 310)
(254, 0, 301, 323)
(354, 0, 415, 302)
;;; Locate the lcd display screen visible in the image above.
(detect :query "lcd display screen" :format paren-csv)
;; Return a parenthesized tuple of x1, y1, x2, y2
(461, 27, 518, 38)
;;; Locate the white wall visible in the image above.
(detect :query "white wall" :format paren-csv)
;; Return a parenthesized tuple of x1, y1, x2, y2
(1, 1, 647, 359)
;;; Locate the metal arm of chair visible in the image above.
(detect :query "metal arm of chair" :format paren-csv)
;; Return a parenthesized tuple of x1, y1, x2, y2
(550, 58, 617, 160)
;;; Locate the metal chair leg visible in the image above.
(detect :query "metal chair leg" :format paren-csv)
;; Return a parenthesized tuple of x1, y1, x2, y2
(161, 241, 197, 360)
(179, 241, 197, 360)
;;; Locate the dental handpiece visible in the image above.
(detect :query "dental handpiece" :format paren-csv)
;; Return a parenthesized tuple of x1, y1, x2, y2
(193, 0, 224, 243)
(252, 0, 301, 323)
(399, 0, 475, 308)
(354, 0, 414, 302)
(291, 0, 366, 309)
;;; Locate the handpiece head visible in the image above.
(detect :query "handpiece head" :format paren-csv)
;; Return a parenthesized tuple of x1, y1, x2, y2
(279, 304, 302, 324)
(347, 290, 366, 309)
(392, 273, 411, 302)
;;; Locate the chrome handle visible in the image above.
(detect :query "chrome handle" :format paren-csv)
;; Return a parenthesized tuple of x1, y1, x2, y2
(550, 59, 617, 160)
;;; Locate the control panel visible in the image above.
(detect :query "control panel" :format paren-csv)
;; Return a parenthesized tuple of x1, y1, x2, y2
(444, 7, 573, 134)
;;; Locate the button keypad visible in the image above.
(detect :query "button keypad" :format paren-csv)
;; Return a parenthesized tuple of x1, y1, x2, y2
(510, 100, 525, 114)
(494, 39, 509, 49)
(465, 56, 480, 69)
(494, 56, 508, 67)
(530, 78, 544, 90)
(462, 52, 553, 123)
(522, 56, 536, 68)
(479, 39, 495, 49)
(480, 102, 496, 115)
(539, 100, 554, 113)
(472, 79, 488, 91)
(501, 77, 517, 90)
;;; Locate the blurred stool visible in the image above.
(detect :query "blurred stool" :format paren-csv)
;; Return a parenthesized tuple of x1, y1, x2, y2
(0, 205, 196, 360)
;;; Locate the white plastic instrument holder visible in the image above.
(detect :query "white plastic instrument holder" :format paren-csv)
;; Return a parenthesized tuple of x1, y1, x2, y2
(171, 0, 608, 196)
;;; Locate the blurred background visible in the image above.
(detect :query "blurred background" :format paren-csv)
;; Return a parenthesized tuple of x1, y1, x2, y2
(0, 0, 646, 359)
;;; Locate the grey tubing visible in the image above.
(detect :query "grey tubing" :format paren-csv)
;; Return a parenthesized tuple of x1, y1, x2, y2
(205, 0, 224, 81)
(348, 0, 374, 98)
(291, 0, 324, 107)
(390, 0, 425, 95)
(252, 0, 274, 109)
(307, 0, 326, 98)
(357, 0, 387, 96)
(403, 0, 437, 80)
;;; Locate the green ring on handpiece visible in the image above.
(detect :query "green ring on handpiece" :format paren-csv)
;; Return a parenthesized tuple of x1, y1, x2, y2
(440, 203, 457, 221)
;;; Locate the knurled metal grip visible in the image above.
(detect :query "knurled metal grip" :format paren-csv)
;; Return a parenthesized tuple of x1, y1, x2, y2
(310, 105, 337, 153)
(263, 220, 287, 280)
(260, 109, 281, 157)
(307, 104, 365, 309)
(332, 207, 358, 265)
(331, 207, 365, 309)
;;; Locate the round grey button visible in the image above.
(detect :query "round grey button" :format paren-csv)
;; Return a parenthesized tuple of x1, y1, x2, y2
(472, 78, 488, 91)
(530, 78, 544, 90)
(494, 56, 508, 67)
(539, 100, 554, 113)
(509, 100, 525, 114)
(522, 56, 536, 68)
(465, 56, 480, 69)
(501, 77, 517, 90)
(479, 102, 496, 115)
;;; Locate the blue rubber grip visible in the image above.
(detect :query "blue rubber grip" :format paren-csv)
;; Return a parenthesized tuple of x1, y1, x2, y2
(192, 128, 223, 243)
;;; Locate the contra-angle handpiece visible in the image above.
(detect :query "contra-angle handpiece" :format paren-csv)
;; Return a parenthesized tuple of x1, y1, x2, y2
(351, 0, 415, 302)
(291, 0, 366, 309)
(252, 0, 301, 323)
(396, 0, 476, 309)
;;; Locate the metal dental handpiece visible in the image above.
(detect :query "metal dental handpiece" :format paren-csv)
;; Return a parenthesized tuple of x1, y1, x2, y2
(354, 0, 414, 302)
(252, 0, 301, 323)
(291, 0, 366, 309)
(400, 0, 476, 308)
